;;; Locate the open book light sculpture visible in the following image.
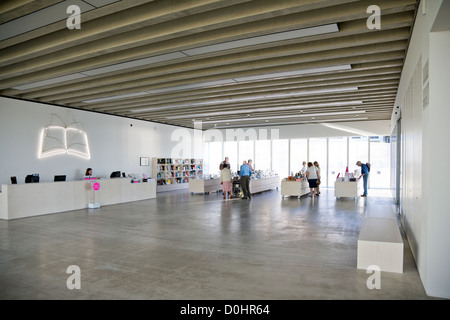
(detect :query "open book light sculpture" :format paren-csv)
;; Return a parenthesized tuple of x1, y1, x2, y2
(38, 113, 91, 159)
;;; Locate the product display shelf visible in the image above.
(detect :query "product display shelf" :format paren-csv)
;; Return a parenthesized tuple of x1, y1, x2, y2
(153, 158, 203, 192)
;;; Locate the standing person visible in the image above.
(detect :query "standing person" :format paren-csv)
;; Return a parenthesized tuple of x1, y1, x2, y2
(300, 161, 307, 175)
(247, 159, 254, 172)
(357, 161, 370, 197)
(306, 162, 318, 197)
(239, 161, 252, 199)
(220, 163, 233, 199)
(314, 161, 321, 195)
(219, 157, 230, 170)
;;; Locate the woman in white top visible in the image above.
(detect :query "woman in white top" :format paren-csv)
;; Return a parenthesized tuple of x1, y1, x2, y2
(306, 162, 318, 197)
(314, 161, 321, 195)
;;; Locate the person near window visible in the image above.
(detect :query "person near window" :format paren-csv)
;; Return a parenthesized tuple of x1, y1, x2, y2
(220, 163, 233, 199)
(356, 161, 370, 197)
(300, 161, 307, 175)
(306, 162, 318, 197)
(239, 161, 252, 199)
(219, 157, 230, 170)
(314, 161, 321, 195)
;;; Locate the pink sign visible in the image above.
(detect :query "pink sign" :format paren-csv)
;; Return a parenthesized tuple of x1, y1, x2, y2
(93, 182, 100, 190)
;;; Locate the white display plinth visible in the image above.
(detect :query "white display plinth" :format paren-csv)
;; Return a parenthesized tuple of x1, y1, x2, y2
(281, 179, 309, 198)
(87, 180, 101, 209)
(334, 179, 363, 200)
(189, 178, 221, 194)
(357, 217, 404, 273)
(249, 176, 280, 194)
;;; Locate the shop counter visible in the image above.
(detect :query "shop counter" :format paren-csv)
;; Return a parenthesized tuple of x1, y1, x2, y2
(189, 178, 222, 194)
(0, 178, 156, 220)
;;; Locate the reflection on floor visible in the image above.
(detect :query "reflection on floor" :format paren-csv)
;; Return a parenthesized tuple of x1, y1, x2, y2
(0, 187, 432, 300)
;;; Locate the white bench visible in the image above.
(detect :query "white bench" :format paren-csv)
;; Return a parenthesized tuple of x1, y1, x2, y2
(357, 217, 404, 273)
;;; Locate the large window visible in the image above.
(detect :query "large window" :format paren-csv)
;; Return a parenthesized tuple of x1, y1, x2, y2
(238, 140, 254, 168)
(272, 139, 289, 177)
(328, 137, 348, 186)
(203, 135, 390, 189)
(290, 139, 307, 174)
(370, 136, 391, 188)
(308, 138, 327, 185)
(207, 141, 223, 176)
(223, 141, 238, 172)
(349, 136, 368, 175)
(255, 140, 271, 171)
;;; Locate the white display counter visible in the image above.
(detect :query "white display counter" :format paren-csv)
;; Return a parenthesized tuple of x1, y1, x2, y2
(189, 178, 222, 194)
(249, 176, 280, 194)
(0, 178, 156, 220)
(334, 179, 363, 200)
(281, 179, 310, 198)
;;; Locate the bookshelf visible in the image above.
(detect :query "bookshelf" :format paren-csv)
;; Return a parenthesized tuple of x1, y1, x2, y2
(152, 158, 203, 192)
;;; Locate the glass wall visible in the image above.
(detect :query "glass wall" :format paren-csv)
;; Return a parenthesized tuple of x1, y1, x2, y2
(204, 135, 391, 188)
(255, 140, 271, 171)
(207, 141, 223, 176)
(290, 139, 307, 174)
(369, 136, 391, 188)
(348, 136, 369, 176)
(308, 138, 327, 185)
(328, 137, 348, 186)
(238, 140, 254, 167)
(272, 139, 289, 177)
(223, 141, 238, 172)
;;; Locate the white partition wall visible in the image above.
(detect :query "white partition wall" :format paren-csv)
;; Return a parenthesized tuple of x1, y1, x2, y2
(391, 0, 450, 299)
(0, 97, 199, 187)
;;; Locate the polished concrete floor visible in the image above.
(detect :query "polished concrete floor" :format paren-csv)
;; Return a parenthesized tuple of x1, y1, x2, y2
(0, 187, 434, 300)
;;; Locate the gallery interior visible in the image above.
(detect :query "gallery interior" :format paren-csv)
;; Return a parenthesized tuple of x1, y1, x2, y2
(0, 0, 449, 300)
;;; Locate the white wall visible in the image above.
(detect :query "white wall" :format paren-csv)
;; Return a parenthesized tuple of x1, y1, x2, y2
(392, 0, 450, 299)
(0, 97, 197, 186)
(423, 29, 450, 299)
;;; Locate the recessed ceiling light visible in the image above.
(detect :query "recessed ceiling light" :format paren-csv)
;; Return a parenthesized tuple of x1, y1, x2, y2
(181, 24, 339, 56)
(201, 110, 366, 124)
(213, 118, 369, 129)
(234, 65, 351, 82)
(164, 101, 364, 119)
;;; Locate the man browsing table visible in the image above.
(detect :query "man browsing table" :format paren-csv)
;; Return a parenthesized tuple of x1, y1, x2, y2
(239, 161, 252, 199)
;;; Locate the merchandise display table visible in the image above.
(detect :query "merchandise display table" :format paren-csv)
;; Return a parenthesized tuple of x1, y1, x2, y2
(281, 179, 309, 198)
(0, 178, 156, 220)
(334, 179, 363, 200)
(189, 178, 222, 194)
(249, 176, 280, 194)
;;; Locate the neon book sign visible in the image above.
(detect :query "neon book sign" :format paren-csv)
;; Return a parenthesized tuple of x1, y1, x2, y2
(38, 113, 91, 159)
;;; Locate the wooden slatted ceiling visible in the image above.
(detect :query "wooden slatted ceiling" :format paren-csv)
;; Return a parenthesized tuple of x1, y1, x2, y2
(0, 0, 418, 129)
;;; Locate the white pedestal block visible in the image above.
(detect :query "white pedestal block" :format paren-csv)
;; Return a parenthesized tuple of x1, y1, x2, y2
(281, 179, 309, 198)
(334, 179, 363, 200)
(357, 217, 404, 273)
(189, 178, 222, 193)
(249, 176, 280, 194)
